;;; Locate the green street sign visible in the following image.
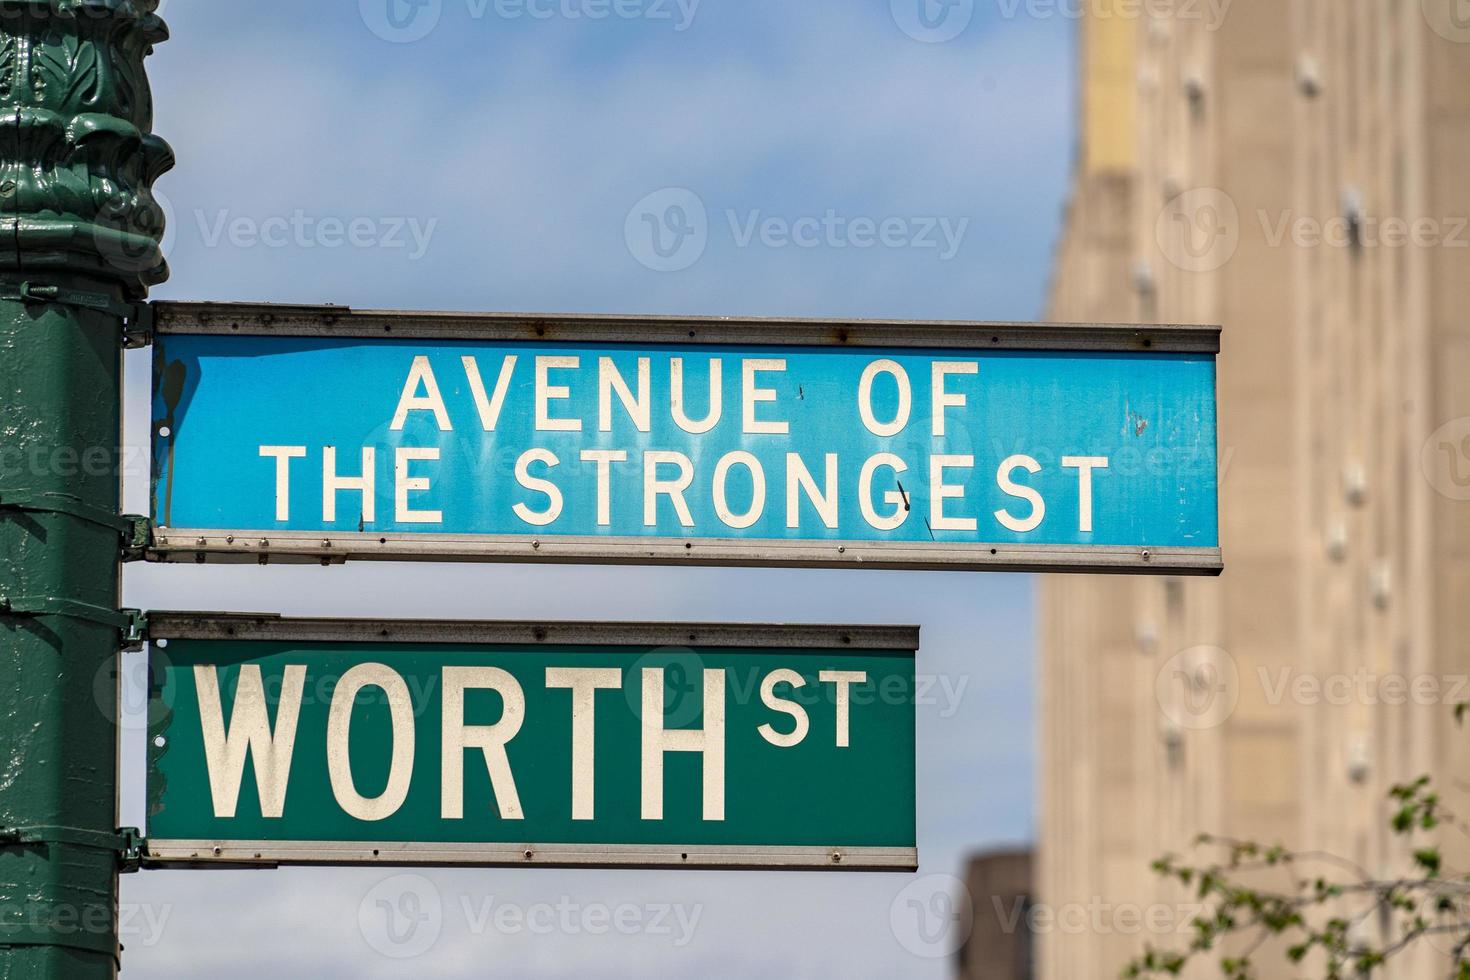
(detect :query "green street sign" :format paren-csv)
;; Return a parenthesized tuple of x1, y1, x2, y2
(144, 615, 918, 872)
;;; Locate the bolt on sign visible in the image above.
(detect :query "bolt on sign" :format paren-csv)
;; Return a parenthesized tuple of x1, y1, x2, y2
(143, 615, 919, 871)
(148, 303, 1221, 574)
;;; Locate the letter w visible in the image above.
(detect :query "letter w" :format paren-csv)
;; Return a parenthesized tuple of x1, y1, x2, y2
(195, 664, 307, 819)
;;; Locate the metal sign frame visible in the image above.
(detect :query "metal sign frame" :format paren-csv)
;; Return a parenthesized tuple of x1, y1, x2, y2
(142, 613, 921, 873)
(147, 302, 1223, 576)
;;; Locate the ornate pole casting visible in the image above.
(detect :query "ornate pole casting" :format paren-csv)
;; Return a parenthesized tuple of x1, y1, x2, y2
(0, 1, 171, 976)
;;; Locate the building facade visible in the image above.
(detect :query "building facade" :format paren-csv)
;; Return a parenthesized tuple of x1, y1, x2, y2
(1040, 2, 1470, 977)
(956, 850, 1035, 980)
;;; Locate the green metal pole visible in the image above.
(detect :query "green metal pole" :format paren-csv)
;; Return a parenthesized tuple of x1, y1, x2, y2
(0, 2, 172, 977)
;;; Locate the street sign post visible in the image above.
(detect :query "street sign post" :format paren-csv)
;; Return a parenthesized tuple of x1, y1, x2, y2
(0, 3, 171, 975)
(144, 614, 919, 872)
(149, 303, 1221, 574)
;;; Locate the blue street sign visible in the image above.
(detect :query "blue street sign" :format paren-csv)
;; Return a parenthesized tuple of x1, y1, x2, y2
(150, 304, 1221, 574)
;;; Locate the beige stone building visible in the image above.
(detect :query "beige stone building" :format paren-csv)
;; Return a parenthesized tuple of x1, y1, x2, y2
(1039, 2, 1470, 977)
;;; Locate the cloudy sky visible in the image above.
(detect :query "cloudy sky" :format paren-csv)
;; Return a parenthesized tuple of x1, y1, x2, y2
(117, 1, 1075, 976)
